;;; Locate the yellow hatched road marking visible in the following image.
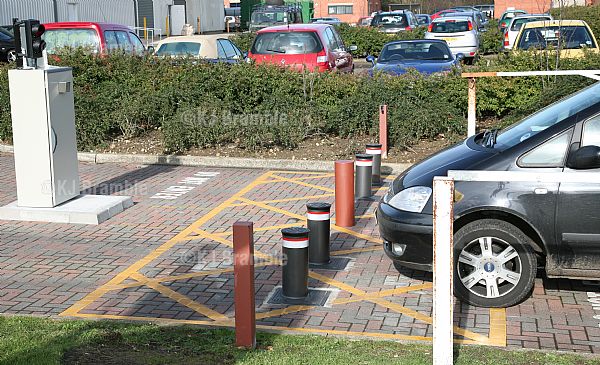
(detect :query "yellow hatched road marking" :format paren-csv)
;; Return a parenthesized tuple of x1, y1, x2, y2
(488, 308, 507, 346)
(129, 272, 229, 321)
(60, 171, 274, 317)
(331, 246, 380, 256)
(332, 283, 433, 305)
(269, 175, 336, 193)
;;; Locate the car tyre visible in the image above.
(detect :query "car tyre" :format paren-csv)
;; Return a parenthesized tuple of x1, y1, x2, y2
(453, 219, 536, 308)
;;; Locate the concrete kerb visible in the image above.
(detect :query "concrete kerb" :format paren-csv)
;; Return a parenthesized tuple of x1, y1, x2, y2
(0, 143, 412, 173)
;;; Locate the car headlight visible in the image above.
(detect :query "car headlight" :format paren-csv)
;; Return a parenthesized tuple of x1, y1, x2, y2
(387, 186, 432, 213)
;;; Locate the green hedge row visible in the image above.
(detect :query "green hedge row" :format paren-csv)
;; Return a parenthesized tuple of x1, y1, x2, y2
(1, 50, 600, 154)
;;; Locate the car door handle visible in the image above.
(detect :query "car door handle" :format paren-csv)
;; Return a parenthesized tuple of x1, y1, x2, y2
(534, 188, 548, 195)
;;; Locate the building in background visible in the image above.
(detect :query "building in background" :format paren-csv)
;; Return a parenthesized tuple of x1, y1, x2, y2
(313, 0, 381, 24)
(0, 0, 224, 36)
(494, 0, 597, 18)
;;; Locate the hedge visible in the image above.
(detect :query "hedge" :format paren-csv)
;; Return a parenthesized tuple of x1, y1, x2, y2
(1, 49, 600, 154)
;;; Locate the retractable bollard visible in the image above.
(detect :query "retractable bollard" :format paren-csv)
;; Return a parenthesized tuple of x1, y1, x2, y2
(307, 202, 331, 265)
(335, 160, 355, 227)
(282, 227, 310, 299)
(355, 154, 373, 199)
(366, 143, 382, 185)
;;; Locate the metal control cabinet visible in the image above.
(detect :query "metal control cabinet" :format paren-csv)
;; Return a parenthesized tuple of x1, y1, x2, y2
(8, 67, 79, 208)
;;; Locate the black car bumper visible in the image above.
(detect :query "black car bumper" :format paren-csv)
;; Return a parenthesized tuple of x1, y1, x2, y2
(377, 202, 433, 272)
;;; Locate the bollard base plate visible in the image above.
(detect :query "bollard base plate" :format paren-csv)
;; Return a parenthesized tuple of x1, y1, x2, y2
(309, 257, 351, 271)
(267, 287, 333, 306)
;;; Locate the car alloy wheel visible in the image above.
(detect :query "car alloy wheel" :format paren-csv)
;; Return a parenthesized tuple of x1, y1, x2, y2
(7, 50, 17, 63)
(457, 236, 521, 299)
(453, 219, 537, 307)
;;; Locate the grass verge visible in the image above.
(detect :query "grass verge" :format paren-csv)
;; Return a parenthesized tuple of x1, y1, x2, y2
(0, 316, 596, 365)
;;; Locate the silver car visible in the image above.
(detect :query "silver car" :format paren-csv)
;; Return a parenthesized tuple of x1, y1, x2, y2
(425, 16, 480, 64)
(502, 14, 553, 50)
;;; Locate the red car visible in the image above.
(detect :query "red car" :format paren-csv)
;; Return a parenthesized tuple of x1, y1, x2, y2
(42, 22, 146, 55)
(430, 9, 459, 21)
(248, 24, 355, 73)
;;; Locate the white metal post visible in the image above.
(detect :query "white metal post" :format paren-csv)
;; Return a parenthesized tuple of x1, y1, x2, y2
(433, 176, 455, 365)
(467, 78, 476, 137)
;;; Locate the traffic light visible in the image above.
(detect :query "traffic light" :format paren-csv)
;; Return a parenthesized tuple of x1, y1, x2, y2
(24, 19, 46, 59)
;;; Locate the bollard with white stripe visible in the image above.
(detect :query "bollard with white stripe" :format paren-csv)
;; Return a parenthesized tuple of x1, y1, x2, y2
(281, 227, 310, 299)
(307, 202, 331, 265)
(366, 143, 382, 185)
(355, 154, 373, 199)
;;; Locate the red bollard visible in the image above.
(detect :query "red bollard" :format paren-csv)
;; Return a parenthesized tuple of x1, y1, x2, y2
(335, 160, 355, 227)
(233, 221, 256, 349)
(379, 105, 388, 159)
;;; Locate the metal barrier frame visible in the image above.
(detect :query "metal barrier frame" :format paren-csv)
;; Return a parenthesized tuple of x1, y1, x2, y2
(461, 70, 600, 137)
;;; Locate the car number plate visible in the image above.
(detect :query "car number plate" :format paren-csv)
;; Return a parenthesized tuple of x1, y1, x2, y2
(442, 37, 458, 42)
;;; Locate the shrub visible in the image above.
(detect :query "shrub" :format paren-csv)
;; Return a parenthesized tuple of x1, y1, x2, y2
(480, 19, 502, 55)
(0, 65, 10, 142)
(230, 32, 256, 53)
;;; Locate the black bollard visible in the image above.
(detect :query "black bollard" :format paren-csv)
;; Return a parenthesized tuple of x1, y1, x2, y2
(307, 202, 331, 265)
(366, 143, 382, 185)
(281, 227, 309, 299)
(355, 154, 373, 199)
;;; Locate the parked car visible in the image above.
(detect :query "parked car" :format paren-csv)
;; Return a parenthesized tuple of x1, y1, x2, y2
(0, 27, 16, 63)
(248, 24, 356, 73)
(513, 20, 598, 59)
(357, 16, 373, 27)
(310, 17, 342, 25)
(474, 4, 494, 18)
(416, 14, 432, 27)
(151, 35, 244, 63)
(42, 22, 146, 55)
(371, 10, 420, 33)
(1, 25, 13, 35)
(377, 82, 600, 308)
(425, 16, 480, 64)
(502, 14, 553, 51)
(499, 9, 528, 33)
(439, 11, 486, 31)
(366, 40, 461, 76)
(430, 9, 464, 21)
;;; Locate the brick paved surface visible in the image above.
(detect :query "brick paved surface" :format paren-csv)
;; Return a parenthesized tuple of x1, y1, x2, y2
(1, 152, 600, 354)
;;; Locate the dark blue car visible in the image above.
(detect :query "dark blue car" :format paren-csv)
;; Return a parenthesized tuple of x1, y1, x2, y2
(366, 39, 462, 76)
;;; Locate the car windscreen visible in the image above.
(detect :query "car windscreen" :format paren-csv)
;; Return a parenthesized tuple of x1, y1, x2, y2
(157, 42, 201, 56)
(371, 14, 408, 28)
(42, 28, 100, 54)
(378, 42, 452, 62)
(510, 17, 551, 31)
(251, 11, 287, 24)
(0, 28, 12, 42)
(417, 15, 429, 25)
(494, 83, 600, 149)
(251, 31, 323, 54)
(431, 20, 471, 33)
(516, 25, 596, 50)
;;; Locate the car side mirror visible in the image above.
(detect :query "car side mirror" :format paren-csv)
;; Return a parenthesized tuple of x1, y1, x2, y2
(455, 53, 465, 61)
(147, 46, 155, 54)
(568, 145, 600, 170)
(366, 54, 376, 64)
(348, 45, 358, 52)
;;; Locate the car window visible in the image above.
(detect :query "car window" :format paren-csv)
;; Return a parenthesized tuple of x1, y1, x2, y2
(332, 28, 345, 50)
(371, 14, 408, 28)
(517, 26, 596, 50)
(129, 32, 146, 54)
(379, 41, 452, 62)
(157, 42, 201, 56)
(104, 31, 119, 51)
(323, 28, 337, 50)
(510, 17, 551, 31)
(218, 39, 238, 59)
(582, 115, 600, 147)
(495, 83, 600, 150)
(518, 129, 573, 167)
(251, 31, 323, 54)
(43, 28, 100, 54)
(114, 31, 133, 52)
(0, 28, 12, 41)
(431, 20, 471, 33)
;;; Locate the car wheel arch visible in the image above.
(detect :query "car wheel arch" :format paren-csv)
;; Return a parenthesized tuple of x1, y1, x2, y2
(454, 208, 546, 255)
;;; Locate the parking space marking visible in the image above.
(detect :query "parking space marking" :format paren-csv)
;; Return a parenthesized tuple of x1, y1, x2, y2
(60, 169, 506, 347)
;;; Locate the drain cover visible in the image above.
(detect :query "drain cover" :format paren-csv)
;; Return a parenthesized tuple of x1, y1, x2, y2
(309, 257, 351, 271)
(267, 287, 332, 306)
